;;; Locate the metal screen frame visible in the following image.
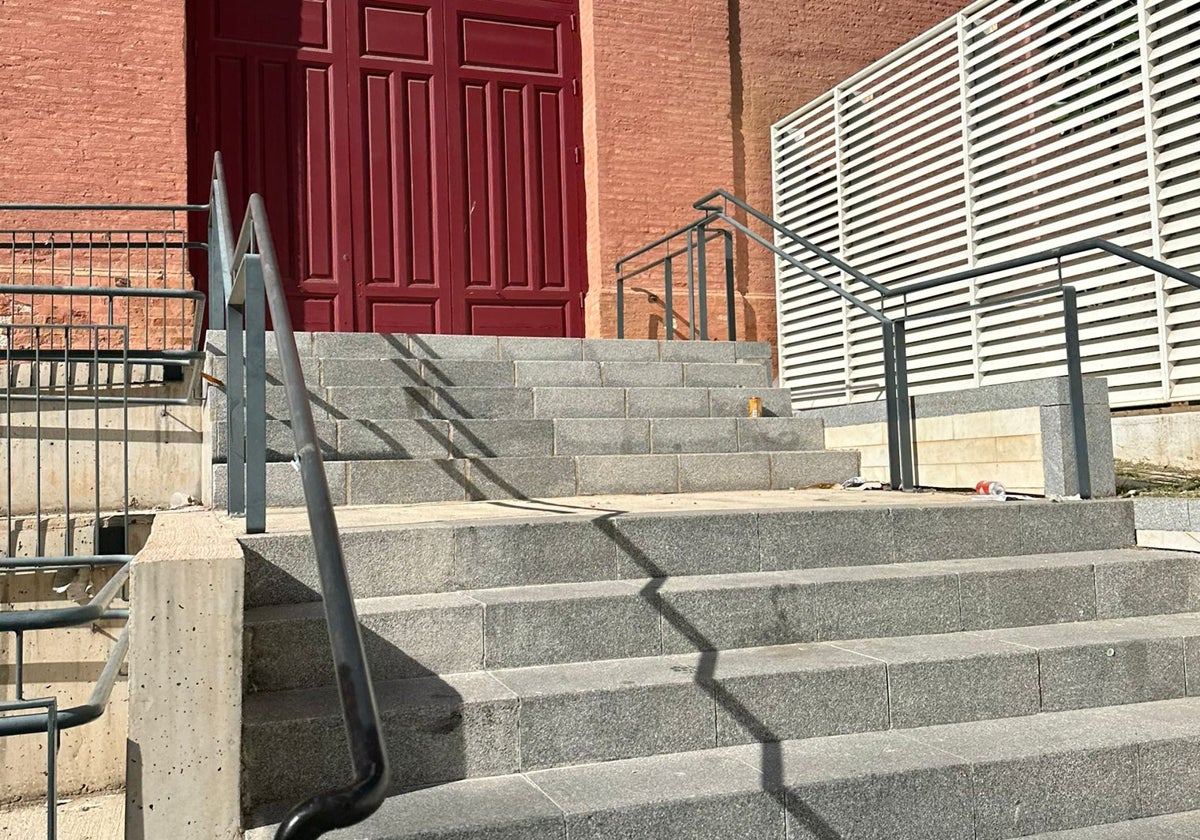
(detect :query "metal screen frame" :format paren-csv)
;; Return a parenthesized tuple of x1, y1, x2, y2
(771, 0, 1200, 410)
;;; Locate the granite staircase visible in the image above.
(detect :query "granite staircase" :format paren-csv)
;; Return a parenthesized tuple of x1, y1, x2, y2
(206, 333, 855, 506)
(239, 494, 1200, 838)
(218, 335, 1200, 839)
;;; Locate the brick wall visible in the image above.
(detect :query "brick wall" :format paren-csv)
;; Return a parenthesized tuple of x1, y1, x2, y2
(0, 0, 968, 352)
(583, 0, 967, 356)
(0, 0, 191, 349)
(579, 0, 737, 340)
(0, 0, 188, 214)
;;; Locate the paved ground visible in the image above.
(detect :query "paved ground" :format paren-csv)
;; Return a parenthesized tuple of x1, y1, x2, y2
(232, 486, 985, 534)
(0, 791, 124, 840)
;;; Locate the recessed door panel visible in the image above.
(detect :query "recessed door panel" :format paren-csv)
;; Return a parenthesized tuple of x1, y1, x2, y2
(190, 0, 585, 336)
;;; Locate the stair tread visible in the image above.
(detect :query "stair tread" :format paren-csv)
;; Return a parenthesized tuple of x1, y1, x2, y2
(244, 696, 1200, 839)
(245, 547, 1182, 622)
(1024, 810, 1200, 838)
(244, 607, 1200, 713)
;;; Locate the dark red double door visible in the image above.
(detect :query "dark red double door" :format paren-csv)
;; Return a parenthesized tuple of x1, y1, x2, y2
(191, 0, 586, 336)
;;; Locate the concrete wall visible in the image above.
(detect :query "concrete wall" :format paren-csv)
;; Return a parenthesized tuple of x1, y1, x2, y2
(0, 568, 128, 802)
(1113, 409, 1200, 470)
(0, 378, 204, 517)
(803, 377, 1117, 497)
(125, 510, 243, 840)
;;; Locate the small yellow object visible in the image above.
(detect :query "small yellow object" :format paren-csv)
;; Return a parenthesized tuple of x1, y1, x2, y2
(748, 396, 763, 418)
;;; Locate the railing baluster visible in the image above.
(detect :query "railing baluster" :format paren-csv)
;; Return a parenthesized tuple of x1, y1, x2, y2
(697, 223, 709, 341)
(723, 229, 735, 342)
(1062, 288, 1092, 500)
(244, 254, 267, 534)
(664, 258, 674, 341)
(686, 228, 696, 341)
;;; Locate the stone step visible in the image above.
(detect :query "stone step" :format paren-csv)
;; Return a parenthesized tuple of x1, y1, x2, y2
(206, 330, 773, 365)
(208, 384, 793, 421)
(212, 417, 827, 462)
(212, 450, 859, 509)
(208, 354, 772, 390)
(1025, 811, 1200, 838)
(239, 499, 1135, 608)
(244, 548, 1191, 678)
(243, 695, 1200, 838)
(241, 612, 1200, 802)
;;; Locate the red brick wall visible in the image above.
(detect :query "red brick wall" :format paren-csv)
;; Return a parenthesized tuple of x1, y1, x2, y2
(579, 0, 736, 341)
(733, 0, 967, 356)
(0, 0, 188, 215)
(582, 0, 967, 355)
(0, 0, 191, 347)
(0, 0, 967, 351)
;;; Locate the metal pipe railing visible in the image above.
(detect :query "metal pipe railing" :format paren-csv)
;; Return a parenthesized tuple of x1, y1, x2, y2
(617, 188, 1200, 499)
(0, 162, 223, 840)
(220, 176, 389, 837)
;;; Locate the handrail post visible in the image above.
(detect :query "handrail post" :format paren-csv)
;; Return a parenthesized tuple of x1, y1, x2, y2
(882, 321, 903, 489)
(244, 253, 267, 533)
(686, 228, 696, 340)
(207, 196, 226, 331)
(664, 257, 675, 341)
(616, 277, 625, 339)
(696, 222, 709, 341)
(723, 229, 736, 341)
(894, 319, 916, 490)
(225, 304, 245, 516)
(1062, 288, 1092, 499)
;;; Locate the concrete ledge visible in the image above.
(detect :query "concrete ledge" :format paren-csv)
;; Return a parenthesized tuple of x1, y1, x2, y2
(799, 376, 1115, 496)
(126, 510, 243, 840)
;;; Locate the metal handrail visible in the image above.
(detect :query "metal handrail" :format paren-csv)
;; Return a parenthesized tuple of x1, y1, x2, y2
(618, 189, 1200, 498)
(0, 625, 130, 736)
(695, 189, 892, 296)
(891, 236, 1200, 297)
(221, 184, 389, 838)
(0, 560, 131, 632)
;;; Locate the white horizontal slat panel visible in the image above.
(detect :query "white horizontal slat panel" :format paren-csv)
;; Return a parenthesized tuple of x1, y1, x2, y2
(771, 0, 1199, 411)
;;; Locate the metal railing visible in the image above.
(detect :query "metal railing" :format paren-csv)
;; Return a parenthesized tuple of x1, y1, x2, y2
(0, 178, 211, 839)
(215, 162, 389, 837)
(617, 189, 1200, 497)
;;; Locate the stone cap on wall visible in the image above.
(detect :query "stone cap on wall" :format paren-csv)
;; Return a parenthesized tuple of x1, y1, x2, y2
(796, 376, 1110, 427)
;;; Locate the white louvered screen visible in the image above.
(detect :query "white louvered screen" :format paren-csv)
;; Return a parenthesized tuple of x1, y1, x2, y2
(771, 0, 1200, 411)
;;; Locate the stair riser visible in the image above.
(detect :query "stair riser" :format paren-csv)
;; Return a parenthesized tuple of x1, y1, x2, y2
(241, 501, 1135, 607)
(243, 626, 1194, 798)
(209, 356, 771, 390)
(245, 552, 1189, 689)
(205, 331, 774, 365)
(243, 702, 1200, 838)
(213, 451, 859, 510)
(207, 385, 794, 422)
(212, 417, 826, 463)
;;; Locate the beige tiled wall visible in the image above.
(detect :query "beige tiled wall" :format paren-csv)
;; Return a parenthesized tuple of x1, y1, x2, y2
(825, 406, 1046, 493)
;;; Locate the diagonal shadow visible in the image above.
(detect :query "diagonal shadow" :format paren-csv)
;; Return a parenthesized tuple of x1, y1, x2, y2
(587, 508, 843, 839)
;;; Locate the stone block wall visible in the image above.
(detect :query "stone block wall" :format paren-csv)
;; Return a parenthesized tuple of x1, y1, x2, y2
(805, 377, 1117, 497)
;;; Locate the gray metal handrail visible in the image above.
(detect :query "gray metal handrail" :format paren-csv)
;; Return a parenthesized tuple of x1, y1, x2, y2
(220, 182, 389, 838)
(619, 189, 1200, 498)
(0, 161, 228, 840)
(615, 193, 913, 487)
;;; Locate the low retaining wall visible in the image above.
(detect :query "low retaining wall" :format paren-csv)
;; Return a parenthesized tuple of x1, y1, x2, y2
(1132, 497, 1200, 553)
(125, 509, 243, 839)
(797, 377, 1116, 496)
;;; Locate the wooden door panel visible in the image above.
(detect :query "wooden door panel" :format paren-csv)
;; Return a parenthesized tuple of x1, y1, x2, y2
(444, 0, 585, 336)
(193, 0, 354, 331)
(191, 0, 585, 336)
(347, 0, 453, 333)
